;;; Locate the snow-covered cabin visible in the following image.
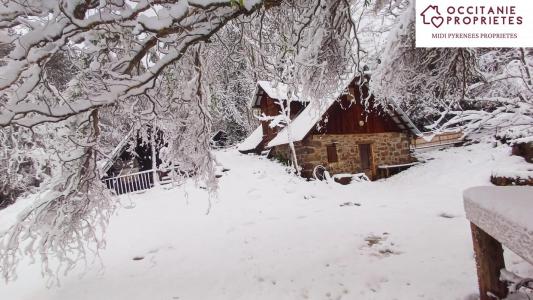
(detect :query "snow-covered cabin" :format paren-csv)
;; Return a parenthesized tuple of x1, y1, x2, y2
(239, 77, 420, 179)
(211, 130, 229, 148)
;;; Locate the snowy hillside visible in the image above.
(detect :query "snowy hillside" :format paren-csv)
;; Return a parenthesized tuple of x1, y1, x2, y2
(1, 143, 532, 300)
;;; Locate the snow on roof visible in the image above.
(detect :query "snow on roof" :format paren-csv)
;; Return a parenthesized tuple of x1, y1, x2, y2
(386, 103, 423, 136)
(253, 81, 307, 106)
(464, 186, 533, 264)
(267, 96, 336, 147)
(237, 125, 263, 152)
(100, 128, 135, 176)
(267, 78, 421, 148)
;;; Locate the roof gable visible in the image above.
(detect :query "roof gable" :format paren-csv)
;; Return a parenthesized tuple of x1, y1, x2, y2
(267, 78, 421, 147)
(253, 81, 308, 107)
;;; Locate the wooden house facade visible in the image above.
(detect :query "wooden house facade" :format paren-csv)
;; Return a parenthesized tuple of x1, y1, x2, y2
(239, 78, 420, 180)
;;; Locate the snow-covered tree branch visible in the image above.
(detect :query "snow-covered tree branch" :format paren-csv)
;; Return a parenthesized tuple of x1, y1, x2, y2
(0, 0, 278, 127)
(371, 4, 532, 142)
(0, 0, 285, 283)
(0, 0, 378, 283)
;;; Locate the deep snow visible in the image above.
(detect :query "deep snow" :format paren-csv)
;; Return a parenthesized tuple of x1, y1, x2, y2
(1, 143, 532, 300)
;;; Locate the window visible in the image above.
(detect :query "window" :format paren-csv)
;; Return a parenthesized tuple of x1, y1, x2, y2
(359, 144, 372, 170)
(327, 143, 338, 163)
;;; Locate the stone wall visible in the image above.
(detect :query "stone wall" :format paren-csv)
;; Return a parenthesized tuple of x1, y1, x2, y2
(270, 132, 413, 179)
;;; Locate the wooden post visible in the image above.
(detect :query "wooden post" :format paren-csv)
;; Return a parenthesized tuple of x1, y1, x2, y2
(151, 120, 159, 187)
(470, 223, 508, 300)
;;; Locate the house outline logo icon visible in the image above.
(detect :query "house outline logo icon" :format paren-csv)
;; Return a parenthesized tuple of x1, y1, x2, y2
(420, 5, 444, 28)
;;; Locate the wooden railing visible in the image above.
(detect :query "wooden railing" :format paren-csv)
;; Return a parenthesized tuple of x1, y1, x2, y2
(102, 169, 154, 195)
(102, 166, 185, 195)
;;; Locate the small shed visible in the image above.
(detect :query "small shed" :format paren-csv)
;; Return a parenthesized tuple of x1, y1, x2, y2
(101, 128, 165, 179)
(211, 130, 229, 148)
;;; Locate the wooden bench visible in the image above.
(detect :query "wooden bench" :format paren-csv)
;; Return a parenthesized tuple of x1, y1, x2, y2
(377, 162, 419, 178)
(463, 186, 533, 300)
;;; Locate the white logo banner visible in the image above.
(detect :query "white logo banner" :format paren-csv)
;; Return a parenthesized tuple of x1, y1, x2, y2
(416, 0, 533, 47)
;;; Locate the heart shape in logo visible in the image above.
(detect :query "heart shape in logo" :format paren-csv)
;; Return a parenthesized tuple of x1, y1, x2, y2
(431, 16, 444, 28)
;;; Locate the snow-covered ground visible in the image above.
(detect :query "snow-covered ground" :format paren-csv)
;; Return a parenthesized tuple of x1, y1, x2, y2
(1, 143, 532, 300)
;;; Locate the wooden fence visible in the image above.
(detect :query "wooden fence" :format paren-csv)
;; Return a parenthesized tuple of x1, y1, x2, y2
(412, 132, 463, 150)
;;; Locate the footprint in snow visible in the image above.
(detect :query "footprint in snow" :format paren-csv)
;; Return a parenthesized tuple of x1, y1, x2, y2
(364, 234, 385, 247)
(148, 248, 160, 254)
(439, 212, 458, 219)
(364, 233, 402, 257)
(283, 187, 295, 194)
(132, 245, 174, 262)
(340, 201, 361, 207)
(247, 188, 260, 195)
(377, 247, 401, 256)
(366, 276, 389, 293)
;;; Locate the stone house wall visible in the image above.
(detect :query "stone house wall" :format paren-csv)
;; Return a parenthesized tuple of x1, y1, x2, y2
(270, 132, 413, 179)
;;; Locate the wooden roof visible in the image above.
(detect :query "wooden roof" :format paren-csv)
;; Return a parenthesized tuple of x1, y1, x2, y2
(267, 78, 421, 147)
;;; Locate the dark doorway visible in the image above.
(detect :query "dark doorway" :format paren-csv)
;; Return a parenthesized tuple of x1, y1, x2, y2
(327, 143, 338, 163)
(358, 144, 372, 171)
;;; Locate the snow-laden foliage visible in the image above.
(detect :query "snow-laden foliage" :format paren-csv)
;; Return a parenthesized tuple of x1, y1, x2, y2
(242, 0, 362, 101)
(0, 112, 114, 284)
(466, 48, 533, 142)
(0, 0, 282, 283)
(0, 0, 378, 283)
(203, 26, 258, 144)
(371, 3, 533, 141)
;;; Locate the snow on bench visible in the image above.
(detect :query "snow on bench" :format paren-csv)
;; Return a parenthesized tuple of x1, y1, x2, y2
(464, 186, 533, 265)
(377, 162, 419, 178)
(463, 186, 533, 300)
(377, 162, 419, 169)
